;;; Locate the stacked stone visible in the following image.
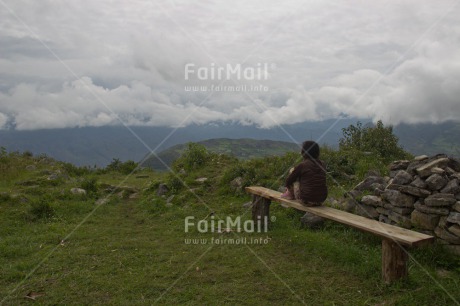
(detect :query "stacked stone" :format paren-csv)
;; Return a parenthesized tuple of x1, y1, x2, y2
(351, 175, 387, 220)
(348, 154, 460, 254)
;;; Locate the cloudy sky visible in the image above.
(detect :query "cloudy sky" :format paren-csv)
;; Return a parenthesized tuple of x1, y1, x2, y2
(0, 0, 459, 130)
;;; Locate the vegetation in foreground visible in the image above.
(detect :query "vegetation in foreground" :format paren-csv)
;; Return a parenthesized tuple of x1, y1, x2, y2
(0, 122, 459, 305)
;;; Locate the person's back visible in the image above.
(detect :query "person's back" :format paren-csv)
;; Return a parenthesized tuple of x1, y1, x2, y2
(283, 141, 328, 206)
(294, 158, 327, 204)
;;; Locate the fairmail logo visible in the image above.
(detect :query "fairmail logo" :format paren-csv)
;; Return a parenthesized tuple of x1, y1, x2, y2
(184, 215, 269, 233)
(184, 63, 271, 81)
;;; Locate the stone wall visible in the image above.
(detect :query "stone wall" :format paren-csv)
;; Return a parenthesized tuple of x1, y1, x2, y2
(345, 154, 460, 255)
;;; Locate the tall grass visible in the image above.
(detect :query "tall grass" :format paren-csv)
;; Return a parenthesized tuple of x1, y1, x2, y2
(1, 144, 459, 305)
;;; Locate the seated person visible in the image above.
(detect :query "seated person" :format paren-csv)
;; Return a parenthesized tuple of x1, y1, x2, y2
(281, 141, 328, 206)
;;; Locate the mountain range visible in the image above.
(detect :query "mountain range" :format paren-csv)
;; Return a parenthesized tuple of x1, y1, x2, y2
(0, 120, 459, 167)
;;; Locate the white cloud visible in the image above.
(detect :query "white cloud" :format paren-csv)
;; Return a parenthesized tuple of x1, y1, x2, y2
(0, 0, 459, 130)
(0, 112, 7, 129)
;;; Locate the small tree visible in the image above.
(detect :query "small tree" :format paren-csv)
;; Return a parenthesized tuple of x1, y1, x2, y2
(174, 143, 209, 171)
(339, 120, 409, 161)
(339, 122, 364, 151)
(106, 158, 122, 172)
(105, 158, 138, 174)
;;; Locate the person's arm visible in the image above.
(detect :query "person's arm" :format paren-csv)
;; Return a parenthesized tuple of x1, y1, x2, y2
(285, 163, 303, 187)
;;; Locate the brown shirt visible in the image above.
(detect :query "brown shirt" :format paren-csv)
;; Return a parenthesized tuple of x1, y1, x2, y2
(285, 158, 328, 204)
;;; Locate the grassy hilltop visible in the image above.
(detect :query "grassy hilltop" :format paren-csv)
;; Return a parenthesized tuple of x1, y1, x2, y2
(1, 121, 459, 305)
(140, 138, 299, 171)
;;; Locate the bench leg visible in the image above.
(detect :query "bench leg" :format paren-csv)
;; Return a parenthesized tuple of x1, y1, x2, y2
(251, 195, 271, 231)
(382, 239, 408, 284)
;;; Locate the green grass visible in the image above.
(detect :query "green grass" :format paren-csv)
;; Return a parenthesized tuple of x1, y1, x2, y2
(0, 151, 459, 305)
(2, 195, 459, 305)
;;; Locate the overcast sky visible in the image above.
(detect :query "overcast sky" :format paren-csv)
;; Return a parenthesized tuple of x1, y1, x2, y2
(0, 0, 459, 130)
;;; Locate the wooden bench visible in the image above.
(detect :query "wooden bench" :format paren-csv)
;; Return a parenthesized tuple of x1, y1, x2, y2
(246, 186, 435, 283)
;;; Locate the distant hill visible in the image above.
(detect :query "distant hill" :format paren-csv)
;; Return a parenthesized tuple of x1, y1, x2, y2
(139, 138, 299, 170)
(0, 119, 354, 166)
(394, 121, 460, 157)
(0, 119, 459, 167)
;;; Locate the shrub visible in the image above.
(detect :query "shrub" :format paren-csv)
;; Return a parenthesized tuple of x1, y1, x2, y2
(119, 160, 138, 175)
(28, 197, 54, 220)
(0, 146, 6, 158)
(321, 146, 355, 179)
(81, 177, 98, 197)
(105, 158, 138, 175)
(173, 143, 209, 171)
(0, 192, 11, 204)
(311, 120, 415, 184)
(105, 158, 122, 172)
(62, 162, 92, 176)
(339, 120, 411, 162)
(22, 150, 33, 158)
(168, 176, 184, 193)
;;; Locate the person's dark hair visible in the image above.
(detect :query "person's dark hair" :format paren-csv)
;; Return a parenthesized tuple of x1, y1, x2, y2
(301, 141, 320, 159)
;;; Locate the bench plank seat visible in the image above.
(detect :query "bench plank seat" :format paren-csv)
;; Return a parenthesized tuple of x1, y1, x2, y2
(246, 186, 433, 247)
(246, 186, 435, 283)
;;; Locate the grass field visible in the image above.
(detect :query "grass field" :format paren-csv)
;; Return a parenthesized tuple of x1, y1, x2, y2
(1, 151, 459, 305)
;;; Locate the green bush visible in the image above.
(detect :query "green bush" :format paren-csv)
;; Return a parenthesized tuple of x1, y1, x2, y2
(321, 146, 355, 178)
(0, 146, 6, 158)
(62, 162, 92, 176)
(120, 160, 138, 175)
(0, 192, 11, 204)
(81, 177, 98, 197)
(316, 120, 414, 184)
(220, 163, 248, 184)
(22, 150, 33, 158)
(168, 175, 184, 193)
(173, 143, 209, 171)
(339, 120, 411, 162)
(28, 197, 54, 220)
(105, 158, 138, 175)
